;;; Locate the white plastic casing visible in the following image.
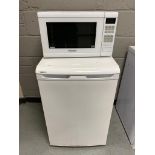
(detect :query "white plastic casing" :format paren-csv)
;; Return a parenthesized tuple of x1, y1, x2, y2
(37, 11, 118, 58)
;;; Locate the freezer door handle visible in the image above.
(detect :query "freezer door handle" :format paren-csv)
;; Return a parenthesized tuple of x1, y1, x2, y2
(69, 74, 115, 79)
(87, 74, 113, 78)
(69, 75, 87, 80)
(37, 74, 70, 80)
(37, 74, 87, 80)
(37, 74, 119, 80)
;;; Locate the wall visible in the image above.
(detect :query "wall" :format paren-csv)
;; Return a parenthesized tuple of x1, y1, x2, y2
(19, 82, 24, 98)
(19, 0, 135, 97)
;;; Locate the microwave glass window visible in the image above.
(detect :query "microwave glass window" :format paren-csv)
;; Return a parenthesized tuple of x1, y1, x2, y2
(46, 22, 96, 48)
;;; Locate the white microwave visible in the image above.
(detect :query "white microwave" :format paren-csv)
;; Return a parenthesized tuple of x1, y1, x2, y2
(38, 11, 118, 57)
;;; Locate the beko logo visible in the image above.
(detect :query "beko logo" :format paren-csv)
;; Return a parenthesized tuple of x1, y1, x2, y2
(68, 50, 77, 52)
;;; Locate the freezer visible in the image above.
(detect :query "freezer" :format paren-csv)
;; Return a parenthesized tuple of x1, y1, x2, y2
(36, 57, 120, 146)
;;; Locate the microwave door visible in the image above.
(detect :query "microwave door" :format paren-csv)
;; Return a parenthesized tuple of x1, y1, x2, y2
(38, 16, 104, 57)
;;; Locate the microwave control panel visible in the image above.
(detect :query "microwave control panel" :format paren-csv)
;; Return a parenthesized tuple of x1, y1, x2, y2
(101, 13, 118, 56)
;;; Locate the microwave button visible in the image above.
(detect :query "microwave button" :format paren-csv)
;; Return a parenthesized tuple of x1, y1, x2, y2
(111, 26, 115, 30)
(105, 30, 114, 34)
(104, 35, 113, 42)
(105, 26, 111, 30)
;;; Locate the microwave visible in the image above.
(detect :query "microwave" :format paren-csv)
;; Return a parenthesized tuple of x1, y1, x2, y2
(38, 11, 118, 57)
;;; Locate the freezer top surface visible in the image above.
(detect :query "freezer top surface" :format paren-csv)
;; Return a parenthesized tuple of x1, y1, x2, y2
(36, 57, 120, 75)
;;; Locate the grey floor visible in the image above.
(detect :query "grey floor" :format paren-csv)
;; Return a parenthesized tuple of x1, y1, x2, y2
(19, 102, 134, 155)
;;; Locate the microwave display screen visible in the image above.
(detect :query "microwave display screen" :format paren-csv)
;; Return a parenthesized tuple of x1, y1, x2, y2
(46, 22, 96, 48)
(106, 18, 116, 24)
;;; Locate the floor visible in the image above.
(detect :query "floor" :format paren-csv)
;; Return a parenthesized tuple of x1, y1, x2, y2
(19, 102, 134, 155)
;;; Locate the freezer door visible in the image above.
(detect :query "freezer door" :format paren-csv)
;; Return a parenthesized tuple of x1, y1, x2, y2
(38, 78, 118, 146)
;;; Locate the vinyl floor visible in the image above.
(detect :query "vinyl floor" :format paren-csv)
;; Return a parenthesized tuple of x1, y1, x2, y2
(19, 102, 134, 155)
